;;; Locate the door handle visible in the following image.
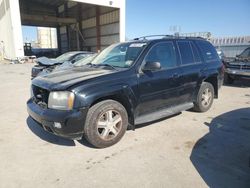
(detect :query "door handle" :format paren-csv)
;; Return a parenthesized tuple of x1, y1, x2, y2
(172, 73, 179, 79)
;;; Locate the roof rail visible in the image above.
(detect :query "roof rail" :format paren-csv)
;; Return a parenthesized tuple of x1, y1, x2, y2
(133, 35, 175, 41)
(133, 34, 206, 41)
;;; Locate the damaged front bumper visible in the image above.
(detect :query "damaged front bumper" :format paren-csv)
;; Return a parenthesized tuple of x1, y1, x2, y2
(27, 98, 88, 140)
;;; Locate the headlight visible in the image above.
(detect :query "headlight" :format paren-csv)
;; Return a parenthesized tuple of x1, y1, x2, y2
(30, 86, 34, 98)
(48, 91, 75, 110)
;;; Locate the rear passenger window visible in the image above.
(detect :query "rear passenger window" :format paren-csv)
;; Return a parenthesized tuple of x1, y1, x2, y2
(196, 40, 219, 62)
(191, 42, 201, 63)
(145, 42, 177, 69)
(177, 41, 194, 65)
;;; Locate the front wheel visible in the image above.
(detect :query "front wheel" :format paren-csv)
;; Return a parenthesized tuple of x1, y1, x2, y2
(193, 82, 214, 112)
(84, 100, 128, 148)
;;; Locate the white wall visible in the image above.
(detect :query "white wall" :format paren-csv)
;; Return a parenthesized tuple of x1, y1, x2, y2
(0, 0, 23, 59)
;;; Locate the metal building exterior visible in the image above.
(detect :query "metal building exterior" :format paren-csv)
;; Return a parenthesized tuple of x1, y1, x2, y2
(210, 36, 250, 57)
(0, 0, 126, 59)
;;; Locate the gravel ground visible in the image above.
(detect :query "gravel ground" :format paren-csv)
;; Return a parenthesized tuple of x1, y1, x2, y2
(0, 63, 249, 188)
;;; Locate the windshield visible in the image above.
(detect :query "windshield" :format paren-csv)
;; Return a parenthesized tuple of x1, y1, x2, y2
(239, 48, 250, 58)
(74, 54, 97, 67)
(55, 52, 77, 63)
(91, 42, 147, 68)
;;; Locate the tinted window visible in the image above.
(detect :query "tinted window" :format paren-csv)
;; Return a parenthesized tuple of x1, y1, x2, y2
(177, 41, 194, 65)
(191, 42, 201, 62)
(196, 40, 219, 62)
(145, 42, 177, 69)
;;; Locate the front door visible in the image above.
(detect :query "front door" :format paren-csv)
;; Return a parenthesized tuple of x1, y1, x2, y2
(136, 41, 182, 116)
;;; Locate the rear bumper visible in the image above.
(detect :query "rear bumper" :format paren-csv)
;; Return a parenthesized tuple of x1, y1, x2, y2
(27, 98, 88, 140)
(225, 68, 250, 77)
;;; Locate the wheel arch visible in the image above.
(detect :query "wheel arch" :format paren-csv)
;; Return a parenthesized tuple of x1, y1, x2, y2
(203, 76, 218, 98)
(85, 86, 137, 130)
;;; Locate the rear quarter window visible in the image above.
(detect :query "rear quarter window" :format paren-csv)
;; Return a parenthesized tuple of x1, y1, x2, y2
(190, 42, 201, 63)
(196, 40, 219, 62)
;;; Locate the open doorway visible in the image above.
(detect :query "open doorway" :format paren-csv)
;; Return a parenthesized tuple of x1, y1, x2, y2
(22, 25, 58, 57)
(19, 0, 121, 55)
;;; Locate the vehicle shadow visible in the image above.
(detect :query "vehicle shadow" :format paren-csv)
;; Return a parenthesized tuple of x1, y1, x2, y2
(26, 116, 76, 146)
(190, 108, 250, 188)
(224, 78, 250, 88)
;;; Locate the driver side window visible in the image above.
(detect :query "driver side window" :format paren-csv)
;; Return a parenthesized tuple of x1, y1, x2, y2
(145, 42, 177, 69)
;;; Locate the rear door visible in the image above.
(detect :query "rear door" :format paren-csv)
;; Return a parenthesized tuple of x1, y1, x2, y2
(176, 40, 204, 103)
(136, 41, 182, 116)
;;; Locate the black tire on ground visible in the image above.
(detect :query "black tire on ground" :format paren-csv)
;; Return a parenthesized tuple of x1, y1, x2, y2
(193, 82, 214, 112)
(84, 100, 128, 148)
(224, 73, 234, 84)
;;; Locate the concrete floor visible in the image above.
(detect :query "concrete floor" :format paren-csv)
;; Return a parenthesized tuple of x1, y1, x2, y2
(0, 64, 249, 188)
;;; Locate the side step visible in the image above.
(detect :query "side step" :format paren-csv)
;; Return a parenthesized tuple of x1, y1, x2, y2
(135, 102, 194, 125)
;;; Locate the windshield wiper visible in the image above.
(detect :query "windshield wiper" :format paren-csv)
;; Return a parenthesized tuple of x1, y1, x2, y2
(91, 63, 118, 70)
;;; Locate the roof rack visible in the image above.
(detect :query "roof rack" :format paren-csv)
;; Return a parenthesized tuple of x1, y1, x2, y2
(133, 34, 206, 41)
(133, 35, 175, 41)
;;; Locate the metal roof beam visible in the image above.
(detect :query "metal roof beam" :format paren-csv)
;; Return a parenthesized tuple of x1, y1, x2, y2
(21, 13, 77, 25)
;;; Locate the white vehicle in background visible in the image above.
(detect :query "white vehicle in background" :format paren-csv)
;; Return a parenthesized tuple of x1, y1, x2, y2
(38, 54, 97, 77)
(31, 51, 94, 78)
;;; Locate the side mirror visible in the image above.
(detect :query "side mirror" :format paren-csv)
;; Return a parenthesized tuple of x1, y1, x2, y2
(236, 54, 240, 58)
(143, 61, 161, 71)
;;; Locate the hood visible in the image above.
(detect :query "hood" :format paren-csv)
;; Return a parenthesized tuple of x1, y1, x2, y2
(32, 66, 114, 91)
(36, 57, 61, 66)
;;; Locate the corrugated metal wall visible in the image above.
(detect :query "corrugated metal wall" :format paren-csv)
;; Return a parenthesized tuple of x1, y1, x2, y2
(59, 26, 68, 53)
(81, 7, 120, 52)
(100, 10, 119, 50)
(57, 3, 120, 53)
(216, 45, 250, 58)
(211, 36, 250, 57)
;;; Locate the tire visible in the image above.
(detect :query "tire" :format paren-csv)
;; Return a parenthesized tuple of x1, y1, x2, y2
(193, 82, 214, 112)
(224, 73, 234, 84)
(84, 100, 128, 148)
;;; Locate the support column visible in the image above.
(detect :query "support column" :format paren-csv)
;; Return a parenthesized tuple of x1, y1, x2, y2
(96, 6, 101, 52)
(64, 3, 70, 51)
(56, 9, 61, 54)
(78, 3, 83, 50)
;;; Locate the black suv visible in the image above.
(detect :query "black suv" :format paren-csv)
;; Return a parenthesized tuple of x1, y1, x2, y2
(224, 47, 250, 84)
(27, 36, 224, 148)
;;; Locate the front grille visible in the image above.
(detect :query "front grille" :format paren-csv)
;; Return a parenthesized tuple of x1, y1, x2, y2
(227, 63, 250, 70)
(32, 85, 49, 108)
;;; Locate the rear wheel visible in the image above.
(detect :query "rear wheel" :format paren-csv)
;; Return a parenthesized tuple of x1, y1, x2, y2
(84, 100, 128, 148)
(193, 82, 214, 112)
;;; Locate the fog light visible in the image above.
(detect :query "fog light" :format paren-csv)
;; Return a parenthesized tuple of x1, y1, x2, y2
(54, 122, 62, 129)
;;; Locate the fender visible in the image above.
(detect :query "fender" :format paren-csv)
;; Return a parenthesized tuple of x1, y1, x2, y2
(74, 81, 138, 128)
